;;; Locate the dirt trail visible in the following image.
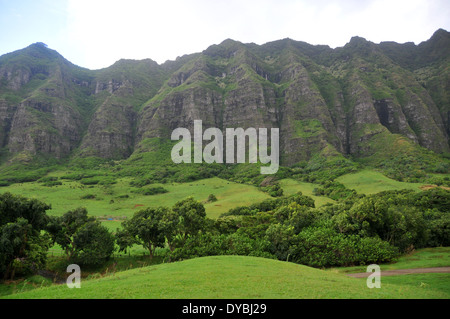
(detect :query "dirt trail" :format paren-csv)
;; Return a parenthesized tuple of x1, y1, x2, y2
(347, 267, 450, 278)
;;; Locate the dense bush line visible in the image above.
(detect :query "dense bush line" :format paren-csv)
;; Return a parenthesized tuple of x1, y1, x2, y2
(164, 188, 449, 267)
(1, 187, 448, 280)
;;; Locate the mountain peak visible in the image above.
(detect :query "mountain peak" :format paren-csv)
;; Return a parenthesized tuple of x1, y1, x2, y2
(431, 28, 449, 38)
(29, 42, 48, 48)
(348, 36, 369, 45)
(423, 28, 449, 46)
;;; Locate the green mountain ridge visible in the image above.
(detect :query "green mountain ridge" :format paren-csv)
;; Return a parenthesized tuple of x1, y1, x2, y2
(0, 30, 449, 179)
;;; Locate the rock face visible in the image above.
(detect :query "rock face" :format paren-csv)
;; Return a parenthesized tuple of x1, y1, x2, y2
(0, 30, 449, 167)
(0, 43, 89, 160)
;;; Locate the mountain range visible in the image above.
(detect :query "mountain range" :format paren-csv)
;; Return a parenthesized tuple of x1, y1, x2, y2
(0, 29, 449, 177)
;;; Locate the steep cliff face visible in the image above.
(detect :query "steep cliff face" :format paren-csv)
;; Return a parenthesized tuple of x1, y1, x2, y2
(0, 30, 449, 168)
(78, 59, 167, 159)
(136, 31, 449, 166)
(0, 43, 92, 161)
(379, 28, 450, 140)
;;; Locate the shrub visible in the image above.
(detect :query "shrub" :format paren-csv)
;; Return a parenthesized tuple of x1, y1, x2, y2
(41, 181, 62, 187)
(292, 225, 398, 267)
(38, 176, 58, 183)
(80, 194, 96, 200)
(71, 221, 116, 265)
(136, 186, 169, 196)
(80, 178, 100, 185)
(169, 232, 274, 261)
(262, 183, 284, 197)
(423, 209, 450, 247)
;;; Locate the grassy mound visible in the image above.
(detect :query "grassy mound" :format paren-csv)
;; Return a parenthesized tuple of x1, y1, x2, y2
(3, 256, 447, 299)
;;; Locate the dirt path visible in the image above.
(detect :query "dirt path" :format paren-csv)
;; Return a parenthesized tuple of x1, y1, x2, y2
(347, 267, 450, 278)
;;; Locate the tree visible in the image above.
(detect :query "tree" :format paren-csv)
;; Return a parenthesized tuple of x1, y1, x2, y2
(46, 207, 95, 259)
(72, 221, 115, 265)
(265, 223, 296, 261)
(0, 193, 51, 279)
(158, 208, 182, 251)
(172, 197, 207, 238)
(0, 192, 50, 229)
(117, 207, 169, 259)
(207, 194, 218, 203)
(46, 207, 115, 264)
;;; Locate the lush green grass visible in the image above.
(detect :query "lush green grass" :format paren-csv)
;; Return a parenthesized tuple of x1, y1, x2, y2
(0, 275, 53, 296)
(0, 170, 430, 220)
(382, 247, 450, 270)
(0, 177, 271, 219)
(278, 178, 335, 207)
(380, 273, 449, 295)
(2, 256, 447, 299)
(329, 247, 450, 274)
(327, 248, 450, 297)
(336, 169, 424, 194)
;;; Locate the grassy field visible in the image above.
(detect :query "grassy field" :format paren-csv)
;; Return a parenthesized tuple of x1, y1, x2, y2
(0, 169, 432, 221)
(336, 170, 424, 194)
(0, 177, 272, 220)
(0, 176, 336, 220)
(278, 178, 335, 207)
(2, 255, 447, 299)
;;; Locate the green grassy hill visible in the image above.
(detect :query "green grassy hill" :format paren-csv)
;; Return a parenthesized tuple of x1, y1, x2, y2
(2, 256, 447, 299)
(336, 170, 425, 194)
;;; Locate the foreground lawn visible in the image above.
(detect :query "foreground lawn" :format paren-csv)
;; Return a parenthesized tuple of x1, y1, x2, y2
(3, 256, 447, 299)
(329, 247, 450, 274)
(381, 273, 449, 295)
(328, 247, 450, 296)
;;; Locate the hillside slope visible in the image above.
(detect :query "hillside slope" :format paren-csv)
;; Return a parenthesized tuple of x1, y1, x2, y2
(3, 256, 447, 299)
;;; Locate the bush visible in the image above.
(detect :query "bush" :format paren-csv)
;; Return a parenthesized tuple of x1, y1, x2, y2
(80, 178, 100, 185)
(41, 181, 62, 187)
(38, 176, 58, 183)
(129, 177, 152, 187)
(60, 173, 84, 181)
(80, 194, 96, 200)
(169, 233, 274, 261)
(411, 188, 450, 212)
(71, 221, 116, 265)
(98, 178, 117, 185)
(292, 225, 398, 267)
(423, 209, 450, 247)
(313, 181, 356, 200)
(262, 183, 284, 197)
(133, 186, 168, 196)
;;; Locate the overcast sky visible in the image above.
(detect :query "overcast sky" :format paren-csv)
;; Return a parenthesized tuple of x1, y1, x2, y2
(1, 0, 449, 70)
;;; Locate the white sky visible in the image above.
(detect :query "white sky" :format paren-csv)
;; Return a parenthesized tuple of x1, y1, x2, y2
(1, 0, 449, 70)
